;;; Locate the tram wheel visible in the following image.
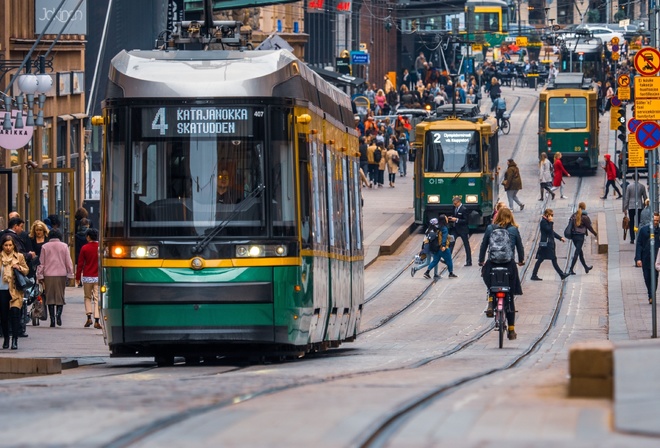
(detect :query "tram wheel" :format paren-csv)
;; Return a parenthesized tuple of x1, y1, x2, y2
(155, 354, 175, 367)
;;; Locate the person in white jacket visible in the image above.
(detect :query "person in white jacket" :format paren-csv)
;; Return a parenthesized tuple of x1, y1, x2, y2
(538, 152, 555, 200)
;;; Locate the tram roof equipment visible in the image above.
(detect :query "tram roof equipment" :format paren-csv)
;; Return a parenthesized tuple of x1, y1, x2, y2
(546, 73, 593, 90)
(433, 104, 485, 121)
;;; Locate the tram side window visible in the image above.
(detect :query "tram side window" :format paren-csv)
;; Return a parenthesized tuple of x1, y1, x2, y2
(271, 109, 296, 237)
(106, 117, 126, 238)
(548, 97, 587, 129)
(299, 134, 311, 247)
(311, 139, 327, 247)
(425, 131, 480, 173)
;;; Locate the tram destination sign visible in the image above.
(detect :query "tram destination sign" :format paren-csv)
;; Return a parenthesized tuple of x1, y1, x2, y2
(140, 106, 260, 138)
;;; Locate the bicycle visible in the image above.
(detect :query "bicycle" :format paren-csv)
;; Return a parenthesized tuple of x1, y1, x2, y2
(489, 266, 513, 348)
(498, 113, 511, 135)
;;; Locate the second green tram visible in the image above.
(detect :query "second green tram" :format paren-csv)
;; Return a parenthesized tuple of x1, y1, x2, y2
(413, 104, 499, 228)
(538, 73, 599, 171)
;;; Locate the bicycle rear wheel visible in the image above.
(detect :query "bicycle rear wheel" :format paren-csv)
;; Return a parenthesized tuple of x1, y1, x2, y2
(497, 308, 505, 348)
(501, 119, 511, 135)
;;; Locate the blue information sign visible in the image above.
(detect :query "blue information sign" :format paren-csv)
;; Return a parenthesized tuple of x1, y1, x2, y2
(350, 51, 370, 65)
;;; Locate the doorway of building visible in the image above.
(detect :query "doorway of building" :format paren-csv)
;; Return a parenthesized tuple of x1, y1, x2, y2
(30, 168, 76, 251)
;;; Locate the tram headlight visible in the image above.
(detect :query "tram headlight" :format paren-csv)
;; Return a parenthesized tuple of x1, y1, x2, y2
(235, 244, 288, 257)
(130, 246, 159, 259)
(465, 194, 479, 204)
(427, 195, 440, 204)
(108, 245, 159, 258)
(236, 245, 265, 257)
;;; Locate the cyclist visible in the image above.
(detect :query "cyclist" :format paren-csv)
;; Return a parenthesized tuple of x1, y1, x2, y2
(490, 93, 507, 128)
(478, 207, 524, 340)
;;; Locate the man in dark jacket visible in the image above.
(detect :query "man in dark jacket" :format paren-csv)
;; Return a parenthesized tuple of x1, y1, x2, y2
(449, 196, 473, 266)
(635, 213, 660, 304)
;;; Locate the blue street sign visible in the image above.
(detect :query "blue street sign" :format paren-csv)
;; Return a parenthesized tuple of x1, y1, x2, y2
(611, 96, 621, 107)
(350, 51, 370, 65)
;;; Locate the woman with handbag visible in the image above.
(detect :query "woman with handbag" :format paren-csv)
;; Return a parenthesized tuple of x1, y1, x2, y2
(568, 202, 597, 275)
(531, 209, 570, 281)
(36, 229, 74, 327)
(0, 234, 30, 350)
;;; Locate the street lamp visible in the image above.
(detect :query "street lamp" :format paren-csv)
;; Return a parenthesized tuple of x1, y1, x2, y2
(2, 70, 51, 131)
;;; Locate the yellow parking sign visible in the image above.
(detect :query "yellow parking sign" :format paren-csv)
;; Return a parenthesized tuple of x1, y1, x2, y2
(628, 135, 646, 168)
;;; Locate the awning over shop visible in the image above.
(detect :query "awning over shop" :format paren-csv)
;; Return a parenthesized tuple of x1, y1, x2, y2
(308, 66, 366, 89)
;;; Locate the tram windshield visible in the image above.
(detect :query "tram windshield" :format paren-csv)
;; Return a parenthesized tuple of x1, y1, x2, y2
(105, 105, 296, 238)
(548, 97, 587, 129)
(473, 12, 504, 33)
(424, 130, 481, 173)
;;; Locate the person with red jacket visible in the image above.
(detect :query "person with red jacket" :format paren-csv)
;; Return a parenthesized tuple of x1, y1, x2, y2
(75, 228, 101, 329)
(601, 153, 622, 199)
(550, 152, 571, 199)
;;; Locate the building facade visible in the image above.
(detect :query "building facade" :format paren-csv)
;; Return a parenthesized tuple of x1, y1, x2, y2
(0, 0, 87, 245)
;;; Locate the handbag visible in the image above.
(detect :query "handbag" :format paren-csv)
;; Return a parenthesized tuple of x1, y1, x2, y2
(539, 240, 549, 248)
(31, 297, 45, 320)
(13, 268, 34, 291)
(622, 215, 630, 240)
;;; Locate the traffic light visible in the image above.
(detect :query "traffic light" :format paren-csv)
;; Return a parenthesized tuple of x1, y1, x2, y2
(617, 106, 627, 145)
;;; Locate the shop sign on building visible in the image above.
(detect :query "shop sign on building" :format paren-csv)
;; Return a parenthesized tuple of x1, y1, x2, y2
(35, 0, 87, 35)
(0, 111, 34, 150)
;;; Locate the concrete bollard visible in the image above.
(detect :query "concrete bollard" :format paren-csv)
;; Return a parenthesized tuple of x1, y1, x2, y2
(568, 340, 614, 398)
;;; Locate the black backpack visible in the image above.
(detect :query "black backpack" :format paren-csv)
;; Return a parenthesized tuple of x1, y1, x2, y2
(373, 148, 382, 163)
(488, 225, 513, 263)
(428, 230, 440, 253)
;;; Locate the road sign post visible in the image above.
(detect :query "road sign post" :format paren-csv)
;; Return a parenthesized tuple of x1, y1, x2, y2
(651, 148, 658, 338)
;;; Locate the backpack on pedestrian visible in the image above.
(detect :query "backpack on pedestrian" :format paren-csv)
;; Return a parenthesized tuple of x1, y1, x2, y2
(428, 230, 440, 253)
(488, 225, 513, 263)
(564, 216, 575, 239)
(373, 148, 382, 163)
